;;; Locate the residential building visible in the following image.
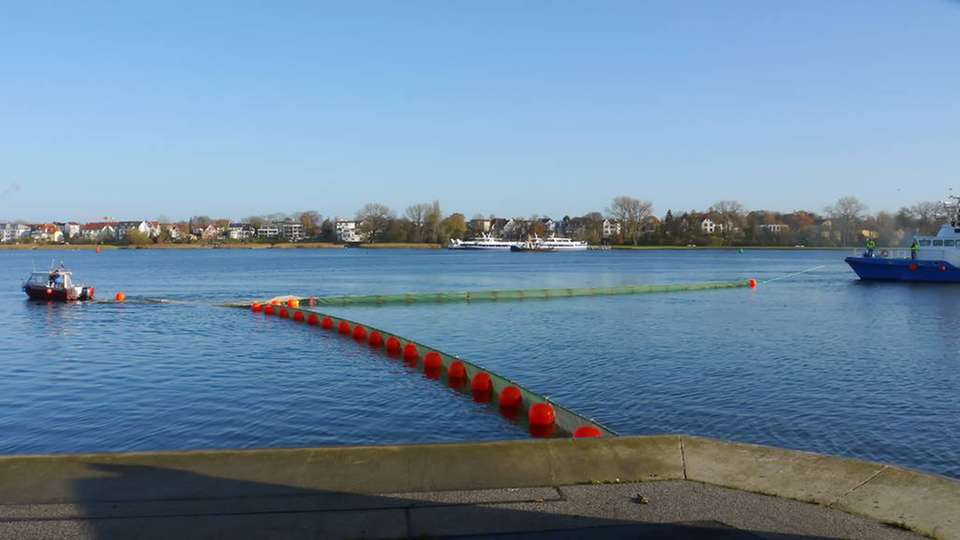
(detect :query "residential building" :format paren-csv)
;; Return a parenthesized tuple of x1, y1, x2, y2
(701, 218, 724, 235)
(228, 223, 256, 241)
(0, 222, 31, 243)
(201, 224, 223, 241)
(80, 222, 117, 242)
(257, 223, 280, 239)
(335, 219, 363, 242)
(116, 221, 151, 239)
(602, 219, 621, 240)
(469, 218, 492, 234)
(30, 224, 63, 243)
(757, 223, 791, 234)
(54, 222, 81, 240)
(280, 221, 304, 242)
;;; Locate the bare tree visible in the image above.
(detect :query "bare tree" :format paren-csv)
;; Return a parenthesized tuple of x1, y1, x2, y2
(710, 200, 746, 242)
(405, 203, 431, 242)
(607, 196, 654, 245)
(356, 203, 394, 242)
(295, 211, 321, 238)
(824, 196, 867, 246)
(911, 201, 940, 235)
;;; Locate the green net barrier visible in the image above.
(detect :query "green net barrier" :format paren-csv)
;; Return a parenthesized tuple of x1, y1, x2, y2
(306, 281, 749, 307)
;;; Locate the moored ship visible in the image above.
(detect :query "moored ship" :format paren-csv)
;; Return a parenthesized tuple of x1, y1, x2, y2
(22, 264, 95, 301)
(447, 233, 518, 251)
(511, 235, 588, 252)
(845, 195, 960, 283)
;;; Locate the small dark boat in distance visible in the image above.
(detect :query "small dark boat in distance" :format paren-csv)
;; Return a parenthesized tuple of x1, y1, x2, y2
(23, 264, 95, 301)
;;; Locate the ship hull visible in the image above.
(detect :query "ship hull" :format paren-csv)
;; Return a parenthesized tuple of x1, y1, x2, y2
(845, 257, 960, 283)
(23, 285, 95, 301)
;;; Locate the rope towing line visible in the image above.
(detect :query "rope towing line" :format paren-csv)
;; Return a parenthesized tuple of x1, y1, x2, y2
(247, 298, 617, 440)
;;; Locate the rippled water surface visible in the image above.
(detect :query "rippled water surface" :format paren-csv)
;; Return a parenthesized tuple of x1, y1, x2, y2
(1, 248, 957, 478)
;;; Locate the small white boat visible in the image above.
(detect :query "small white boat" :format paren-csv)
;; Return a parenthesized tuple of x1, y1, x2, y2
(448, 233, 518, 251)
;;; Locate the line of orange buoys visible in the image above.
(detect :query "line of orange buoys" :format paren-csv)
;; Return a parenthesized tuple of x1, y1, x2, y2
(248, 298, 612, 439)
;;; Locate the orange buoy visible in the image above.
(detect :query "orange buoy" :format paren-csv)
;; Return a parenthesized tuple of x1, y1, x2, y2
(264, 305, 275, 316)
(271, 299, 282, 306)
(95, 246, 102, 254)
(471, 372, 492, 392)
(115, 292, 126, 302)
(574, 426, 603, 438)
(293, 311, 304, 322)
(529, 403, 556, 427)
(321, 316, 333, 330)
(287, 298, 300, 308)
(499, 385, 523, 412)
(368, 331, 384, 348)
(403, 343, 419, 362)
(748, 279, 757, 289)
(307, 313, 319, 326)
(448, 361, 467, 379)
(386, 336, 401, 355)
(423, 351, 443, 371)
(251, 302, 262, 313)
(338, 320, 351, 334)
(279, 308, 289, 318)
(352, 325, 368, 341)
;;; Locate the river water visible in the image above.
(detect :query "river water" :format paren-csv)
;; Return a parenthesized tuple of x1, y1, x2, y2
(1, 248, 957, 479)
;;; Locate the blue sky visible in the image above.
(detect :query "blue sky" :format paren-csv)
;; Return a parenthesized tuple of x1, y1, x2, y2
(1, 1, 958, 222)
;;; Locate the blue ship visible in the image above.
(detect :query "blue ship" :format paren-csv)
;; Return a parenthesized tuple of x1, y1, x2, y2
(846, 196, 960, 283)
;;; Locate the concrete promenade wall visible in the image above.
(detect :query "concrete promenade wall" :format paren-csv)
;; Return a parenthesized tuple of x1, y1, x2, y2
(0, 436, 956, 538)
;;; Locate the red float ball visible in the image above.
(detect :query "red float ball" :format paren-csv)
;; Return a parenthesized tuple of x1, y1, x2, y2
(386, 336, 401, 354)
(403, 343, 419, 362)
(423, 352, 443, 371)
(251, 303, 262, 313)
(368, 331, 384, 348)
(352, 325, 367, 340)
(307, 313, 319, 326)
(748, 279, 758, 289)
(321, 316, 334, 330)
(338, 320, 351, 334)
(574, 426, 603, 438)
(471, 372, 493, 393)
(293, 311, 304, 322)
(279, 308, 289, 318)
(448, 361, 467, 379)
(264, 305, 275, 316)
(499, 386, 523, 410)
(528, 403, 556, 427)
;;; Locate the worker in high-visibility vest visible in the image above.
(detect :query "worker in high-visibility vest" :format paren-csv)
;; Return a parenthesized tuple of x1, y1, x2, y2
(911, 239, 920, 260)
(865, 238, 877, 258)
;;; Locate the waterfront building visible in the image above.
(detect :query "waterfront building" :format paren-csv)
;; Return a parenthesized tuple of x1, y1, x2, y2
(0, 222, 31, 243)
(280, 221, 304, 242)
(257, 223, 280, 239)
(29, 224, 63, 243)
(602, 219, 621, 240)
(228, 223, 256, 241)
(80, 222, 117, 242)
(701, 218, 723, 235)
(757, 223, 791, 234)
(335, 219, 363, 242)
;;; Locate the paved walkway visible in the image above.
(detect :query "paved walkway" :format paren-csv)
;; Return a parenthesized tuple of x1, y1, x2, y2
(0, 436, 954, 539)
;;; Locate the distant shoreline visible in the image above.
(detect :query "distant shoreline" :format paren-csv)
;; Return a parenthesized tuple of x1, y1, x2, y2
(1, 243, 849, 251)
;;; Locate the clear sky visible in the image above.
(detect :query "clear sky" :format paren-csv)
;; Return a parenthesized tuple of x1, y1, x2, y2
(1, 1, 958, 222)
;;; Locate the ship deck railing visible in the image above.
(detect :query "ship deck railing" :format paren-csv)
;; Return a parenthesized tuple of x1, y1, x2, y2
(851, 248, 911, 259)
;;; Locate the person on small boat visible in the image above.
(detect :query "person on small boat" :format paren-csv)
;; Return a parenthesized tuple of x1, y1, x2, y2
(911, 239, 920, 260)
(865, 238, 877, 258)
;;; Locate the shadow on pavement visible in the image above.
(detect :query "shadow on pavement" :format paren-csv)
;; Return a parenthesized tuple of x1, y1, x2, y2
(0, 462, 843, 539)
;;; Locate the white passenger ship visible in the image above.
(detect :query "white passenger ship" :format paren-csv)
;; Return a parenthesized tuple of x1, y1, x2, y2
(447, 233, 518, 251)
(511, 235, 589, 252)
